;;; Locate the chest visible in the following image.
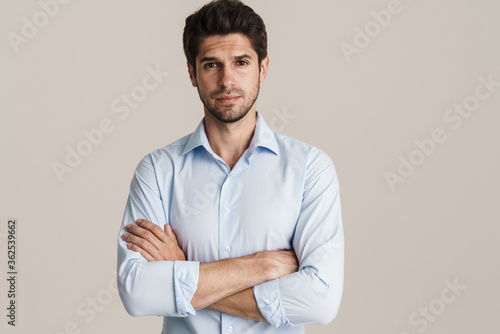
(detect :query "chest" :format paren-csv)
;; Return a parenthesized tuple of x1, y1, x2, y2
(166, 164, 303, 261)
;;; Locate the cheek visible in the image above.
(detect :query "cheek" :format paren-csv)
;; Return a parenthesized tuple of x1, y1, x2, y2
(240, 71, 259, 87)
(196, 75, 215, 90)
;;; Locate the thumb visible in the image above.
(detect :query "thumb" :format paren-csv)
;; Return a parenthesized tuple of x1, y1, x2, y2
(164, 223, 178, 242)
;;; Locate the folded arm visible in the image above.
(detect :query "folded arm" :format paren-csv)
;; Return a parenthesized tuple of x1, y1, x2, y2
(117, 156, 298, 319)
(118, 149, 344, 325)
(207, 288, 264, 322)
(122, 219, 297, 320)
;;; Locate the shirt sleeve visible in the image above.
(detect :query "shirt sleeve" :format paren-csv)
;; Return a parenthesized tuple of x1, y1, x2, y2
(117, 154, 200, 317)
(253, 148, 344, 327)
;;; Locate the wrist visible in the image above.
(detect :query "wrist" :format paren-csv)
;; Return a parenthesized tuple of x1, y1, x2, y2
(249, 251, 276, 281)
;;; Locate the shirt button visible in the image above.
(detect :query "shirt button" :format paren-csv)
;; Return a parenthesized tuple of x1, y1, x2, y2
(224, 208, 230, 214)
(225, 246, 231, 252)
(228, 326, 233, 332)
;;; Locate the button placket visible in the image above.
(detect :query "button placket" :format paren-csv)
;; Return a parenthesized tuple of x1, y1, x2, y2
(219, 174, 233, 260)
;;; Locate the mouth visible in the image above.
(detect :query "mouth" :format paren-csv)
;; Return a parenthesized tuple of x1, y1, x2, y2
(216, 96, 240, 103)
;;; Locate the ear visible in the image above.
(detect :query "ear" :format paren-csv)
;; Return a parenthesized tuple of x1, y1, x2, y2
(187, 61, 197, 87)
(259, 55, 270, 83)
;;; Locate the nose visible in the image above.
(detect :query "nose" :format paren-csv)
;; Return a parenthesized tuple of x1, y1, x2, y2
(218, 66, 235, 88)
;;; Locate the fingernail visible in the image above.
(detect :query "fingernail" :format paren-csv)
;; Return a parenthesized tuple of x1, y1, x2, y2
(121, 234, 128, 240)
(136, 219, 143, 224)
(126, 243, 132, 249)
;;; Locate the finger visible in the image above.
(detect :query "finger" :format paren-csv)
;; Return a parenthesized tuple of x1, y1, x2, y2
(164, 223, 178, 242)
(125, 223, 183, 261)
(125, 242, 156, 262)
(122, 233, 165, 261)
(126, 223, 168, 253)
(136, 219, 169, 243)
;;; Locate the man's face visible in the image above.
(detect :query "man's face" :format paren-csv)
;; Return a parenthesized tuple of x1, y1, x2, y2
(188, 33, 269, 123)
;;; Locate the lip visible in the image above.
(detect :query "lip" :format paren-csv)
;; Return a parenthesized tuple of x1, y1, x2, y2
(216, 96, 240, 103)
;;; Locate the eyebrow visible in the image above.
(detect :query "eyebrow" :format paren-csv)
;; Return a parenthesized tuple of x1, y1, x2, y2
(199, 54, 253, 63)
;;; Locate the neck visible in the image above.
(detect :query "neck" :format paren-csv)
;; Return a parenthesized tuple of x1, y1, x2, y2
(203, 110, 257, 170)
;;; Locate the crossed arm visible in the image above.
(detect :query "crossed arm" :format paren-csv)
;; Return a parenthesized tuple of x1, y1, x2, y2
(121, 219, 298, 322)
(118, 151, 344, 326)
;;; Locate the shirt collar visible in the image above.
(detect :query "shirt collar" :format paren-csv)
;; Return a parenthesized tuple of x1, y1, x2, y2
(182, 111, 279, 157)
(248, 112, 279, 157)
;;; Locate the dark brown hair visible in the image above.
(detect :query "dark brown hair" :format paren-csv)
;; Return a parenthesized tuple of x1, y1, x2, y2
(183, 0, 268, 76)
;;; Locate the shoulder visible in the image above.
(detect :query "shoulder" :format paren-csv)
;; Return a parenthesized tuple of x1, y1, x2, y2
(151, 133, 191, 159)
(135, 133, 191, 175)
(274, 132, 336, 172)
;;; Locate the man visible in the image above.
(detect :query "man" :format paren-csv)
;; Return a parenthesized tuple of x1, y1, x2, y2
(117, 0, 344, 333)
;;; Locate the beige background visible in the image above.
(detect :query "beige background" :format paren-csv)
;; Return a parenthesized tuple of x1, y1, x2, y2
(1, 0, 499, 333)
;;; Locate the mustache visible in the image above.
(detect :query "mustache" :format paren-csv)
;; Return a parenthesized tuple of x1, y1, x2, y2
(210, 88, 244, 98)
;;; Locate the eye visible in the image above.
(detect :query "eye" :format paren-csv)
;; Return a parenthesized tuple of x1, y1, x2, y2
(236, 60, 248, 66)
(204, 62, 218, 69)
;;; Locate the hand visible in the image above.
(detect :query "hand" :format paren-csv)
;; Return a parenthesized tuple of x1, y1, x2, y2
(121, 219, 186, 262)
(255, 250, 299, 280)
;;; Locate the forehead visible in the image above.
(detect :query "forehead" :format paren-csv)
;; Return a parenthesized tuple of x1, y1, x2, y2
(197, 33, 256, 61)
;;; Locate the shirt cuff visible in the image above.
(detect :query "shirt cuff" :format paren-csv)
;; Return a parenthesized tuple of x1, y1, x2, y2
(253, 279, 292, 328)
(173, 260, 200, 317)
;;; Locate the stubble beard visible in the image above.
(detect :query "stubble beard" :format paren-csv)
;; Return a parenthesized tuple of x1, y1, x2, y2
(197, 81, 260, 124)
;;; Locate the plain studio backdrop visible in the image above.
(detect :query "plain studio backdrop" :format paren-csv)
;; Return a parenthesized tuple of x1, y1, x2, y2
(1, 0, 499, 333)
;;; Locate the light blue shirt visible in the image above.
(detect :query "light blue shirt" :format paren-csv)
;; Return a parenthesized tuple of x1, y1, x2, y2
(117, 112, 344, 333)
